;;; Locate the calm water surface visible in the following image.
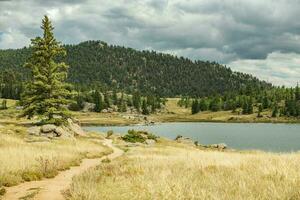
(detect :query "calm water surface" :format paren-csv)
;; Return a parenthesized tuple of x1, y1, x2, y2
(84, 122, 300, 152)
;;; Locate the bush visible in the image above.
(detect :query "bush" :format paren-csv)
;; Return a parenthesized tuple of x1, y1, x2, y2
(147, 133, 158, 141)
(0, 187, 5, 196)
(0, 99, 7, 110)
(68, 102, 82, 111)
(106, 130, 113, 139)
(122, 130, 158, 143)
(175, 135, 183, 140)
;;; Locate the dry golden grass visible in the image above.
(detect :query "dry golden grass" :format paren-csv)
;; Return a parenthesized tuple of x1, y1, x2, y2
(0, 125, 111, 189)
(151, 98, 300, 123)
(68, 140, 300, 200)
(72, 112, 140, 126)
(0, 99, 32, 125)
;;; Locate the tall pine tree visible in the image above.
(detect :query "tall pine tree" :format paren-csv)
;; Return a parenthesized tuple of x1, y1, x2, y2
(93, 90, 103, 112)
(21, 16, 72, 125)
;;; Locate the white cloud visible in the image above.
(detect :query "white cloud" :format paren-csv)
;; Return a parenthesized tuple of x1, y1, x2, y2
(228, 52, 300, 87)
(0, 29, 29, 49)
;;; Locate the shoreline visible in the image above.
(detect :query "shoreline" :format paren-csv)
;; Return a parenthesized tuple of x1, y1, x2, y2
(80, 118, 300, 126)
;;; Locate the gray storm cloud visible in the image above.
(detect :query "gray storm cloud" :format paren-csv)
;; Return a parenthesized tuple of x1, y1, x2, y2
(0, 0, 299, 86)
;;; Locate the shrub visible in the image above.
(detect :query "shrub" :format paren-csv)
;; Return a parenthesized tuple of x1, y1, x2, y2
(122, 130, 158, 143)
(106, 130, 114, 139)
(122, 130, 145, 143)
(21, 170, 43, 182)
(147, 133, 158, 141)
(0, 99, 7, 110)
(0, 187, 5, 196)
(102, 158, 111, 163)
(175, 135, 183, 140)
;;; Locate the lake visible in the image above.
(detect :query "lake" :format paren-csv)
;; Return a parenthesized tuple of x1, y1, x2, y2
(84, 122, 300, 152)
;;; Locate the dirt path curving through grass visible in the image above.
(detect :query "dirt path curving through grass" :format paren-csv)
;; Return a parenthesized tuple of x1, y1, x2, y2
(2, 139, 123, 200)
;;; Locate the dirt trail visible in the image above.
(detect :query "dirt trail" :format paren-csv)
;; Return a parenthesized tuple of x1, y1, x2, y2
(2, 139, 123, 200)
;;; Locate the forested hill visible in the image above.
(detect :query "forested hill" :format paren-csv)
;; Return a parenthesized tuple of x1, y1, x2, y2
(0, 40, 271, 98)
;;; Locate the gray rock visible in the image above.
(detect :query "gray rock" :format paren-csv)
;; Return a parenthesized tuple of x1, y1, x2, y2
(54, 126, 72, 137)
(41, 124, 56, 133)
(15, 106, 23, 110)
(27, 126, 40, 136)
(218, 143, 227, 149)
(111, 105, 118, 112)
(41, 132, 55, 139)
(82, 102, 95, 112)
(145, 139, 156, 145)
(67, 118, 86, 136)
(175, 137, 194, 145)
(27, 119, 84, 139)
(211, 143, 227, 149)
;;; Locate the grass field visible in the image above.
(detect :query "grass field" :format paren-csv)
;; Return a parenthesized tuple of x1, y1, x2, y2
(72, 112, 141, 126)
(150, 98, 300, 124)
(67, 139, 300, 200)
(0, 125, 111, 193)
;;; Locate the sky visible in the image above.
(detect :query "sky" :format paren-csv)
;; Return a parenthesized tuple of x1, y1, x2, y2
(0, 0, 299, 86)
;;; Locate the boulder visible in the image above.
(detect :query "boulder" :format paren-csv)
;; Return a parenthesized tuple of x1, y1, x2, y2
(26, 119, 85, 139)
(107, 108, 114, 113)
(67, 118, 86, 136)
(15, 106, 23, 110)
(54, 126, 72, 137)
(210, 143, 227, 150)
(175, 136, 194, 145)
(111, 105, 118, 112)
(41, 132, 55, 139)
(27, 126, 41, 136)
(145, 139, 156, 145)
(102, 109, 108, 113)
(41, 124, 56, 133)
(82, 102, 95, 112)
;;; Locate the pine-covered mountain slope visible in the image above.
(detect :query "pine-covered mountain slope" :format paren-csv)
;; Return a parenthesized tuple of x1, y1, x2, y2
(0, 40, 271, 97)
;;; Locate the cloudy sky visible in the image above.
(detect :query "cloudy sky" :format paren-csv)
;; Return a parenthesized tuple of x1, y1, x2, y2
(0, 0, 300, 86)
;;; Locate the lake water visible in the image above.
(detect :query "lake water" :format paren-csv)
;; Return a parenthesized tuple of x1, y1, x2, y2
(84, 122, 300, 152)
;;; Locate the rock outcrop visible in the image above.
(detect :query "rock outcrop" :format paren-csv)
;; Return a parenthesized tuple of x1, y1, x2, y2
(209, 143, 227, 150)
(175, 135, 195, 145)
(27, 119, 86, 138)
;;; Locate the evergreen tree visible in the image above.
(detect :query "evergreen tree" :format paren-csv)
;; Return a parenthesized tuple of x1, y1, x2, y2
(199, 99, 208, 111)
(295, 83, 300, 101)
(210, 97, 221, 112)
(191, 99, 200, 114)
(118, 93, 127, 112)
(21, 16, 72, 125)
(132, 91, 141, 111)
(242, 101, 248, 114)
(127, 96, 133, 107)
(104, 92, 110, 108)
(272, 104, 279, 117)
(262, 95, 269, 109)
(231, 100, 237, 113)
(142, 99, 149, 115)
(94, 90, 103, 112)
(112, 89, 118, 105)
(247, 97, 254, 114)
(68, 92, 84, 111)
(184, 97, 190, 108)
(257, 104, 263, 117)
